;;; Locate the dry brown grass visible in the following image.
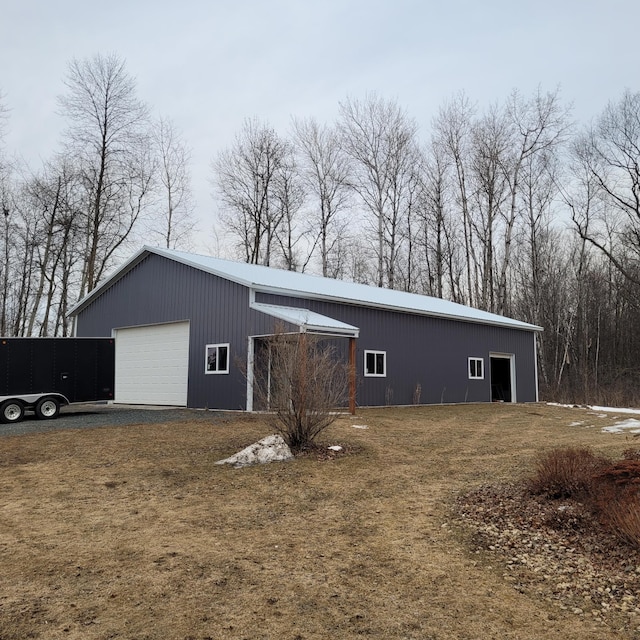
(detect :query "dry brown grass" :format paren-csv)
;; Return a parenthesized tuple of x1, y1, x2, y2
(0, 403, 636, 639)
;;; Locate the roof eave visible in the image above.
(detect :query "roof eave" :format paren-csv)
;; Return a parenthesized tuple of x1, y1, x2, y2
(252, 284, 543, 332)
(302, 324, 360, 337)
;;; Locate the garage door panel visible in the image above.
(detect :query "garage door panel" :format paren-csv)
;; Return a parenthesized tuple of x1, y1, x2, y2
(115, 322, 189, 406)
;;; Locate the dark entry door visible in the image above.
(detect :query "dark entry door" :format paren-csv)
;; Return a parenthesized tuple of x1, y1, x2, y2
(490, 356, 512, 402)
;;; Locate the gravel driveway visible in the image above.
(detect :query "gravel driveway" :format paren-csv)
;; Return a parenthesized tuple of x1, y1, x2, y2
(0, 403, 224, 437)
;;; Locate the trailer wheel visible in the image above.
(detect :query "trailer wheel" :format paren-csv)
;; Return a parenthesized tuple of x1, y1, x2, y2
(35, 397, 60, 420)
(0, 400, 25, 424)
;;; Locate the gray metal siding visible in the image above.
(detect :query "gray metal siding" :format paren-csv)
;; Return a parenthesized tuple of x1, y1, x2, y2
(76, 255, 258, 410)
(255, 292, 538, 406)
(75, 255, 538, 410)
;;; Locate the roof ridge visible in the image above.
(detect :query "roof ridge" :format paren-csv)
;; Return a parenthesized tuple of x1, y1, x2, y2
(69, 246, 542, 332)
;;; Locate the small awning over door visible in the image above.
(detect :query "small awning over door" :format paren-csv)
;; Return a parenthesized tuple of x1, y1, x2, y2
(251, 302, 359, 337)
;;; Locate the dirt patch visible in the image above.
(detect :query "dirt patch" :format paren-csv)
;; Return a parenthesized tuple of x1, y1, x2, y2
(0, 404, 638, 639)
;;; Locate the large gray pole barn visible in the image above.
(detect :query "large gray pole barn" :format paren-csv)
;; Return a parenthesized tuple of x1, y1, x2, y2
(69, 246, 542, 411)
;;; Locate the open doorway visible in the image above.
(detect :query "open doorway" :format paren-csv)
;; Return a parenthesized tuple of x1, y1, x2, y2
(490, 353, 515, 402)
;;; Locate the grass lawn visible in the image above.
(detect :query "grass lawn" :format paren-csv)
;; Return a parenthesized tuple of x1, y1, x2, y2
(0, 403, 636, 639)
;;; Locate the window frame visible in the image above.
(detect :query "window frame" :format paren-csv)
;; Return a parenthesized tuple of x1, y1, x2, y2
(205, 343, 230, 375)
(364, 350, 387, 377)
(468, 356, 484, 380)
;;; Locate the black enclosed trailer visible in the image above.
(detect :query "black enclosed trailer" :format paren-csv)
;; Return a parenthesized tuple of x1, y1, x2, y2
(0, 337, 115, 423)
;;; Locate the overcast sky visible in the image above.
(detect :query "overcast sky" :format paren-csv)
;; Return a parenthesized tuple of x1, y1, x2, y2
(2, 0, 638, 248)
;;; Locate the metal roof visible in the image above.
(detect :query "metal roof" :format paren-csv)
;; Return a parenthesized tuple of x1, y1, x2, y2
(69, 246, 542, 331)
(251, 302, 360, 337)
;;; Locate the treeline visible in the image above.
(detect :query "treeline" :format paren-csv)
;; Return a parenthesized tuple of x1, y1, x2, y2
(0, 54, 196, 337)
(213, 90, 640, 406)
(2, 54, 640, 405)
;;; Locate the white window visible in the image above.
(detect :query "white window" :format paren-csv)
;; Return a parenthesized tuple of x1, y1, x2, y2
(205, 343, 230, 374)
(364, 350, 386, 377)
(468, 357, 484, 380)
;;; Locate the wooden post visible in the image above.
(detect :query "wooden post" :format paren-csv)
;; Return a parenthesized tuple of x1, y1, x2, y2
(349, 337, 356, 415)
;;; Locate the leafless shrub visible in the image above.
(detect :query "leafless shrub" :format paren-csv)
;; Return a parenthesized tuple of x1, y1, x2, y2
(253, 330, 349, 451)
(528, 447, 609, 499)
(590, 460, 640, 548)
(529, 448, 640, 548)
(603, 494, 640, 548)
(589, 480, 640, 549)
(595, 459, 640, 488)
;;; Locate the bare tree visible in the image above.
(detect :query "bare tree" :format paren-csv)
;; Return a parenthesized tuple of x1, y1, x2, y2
(0, 90, 8, 147)
(433, 89, 569, 313)
(569, 90, 640, 285)
(338, 94, 419, 288)
(515, 151, 560, 322)
(292, 117, 351, 276)
(0, 91, 12, 334)
(151, 117, 196, 249)
(214, 118, 290, 265)
(253, 328, 349, 450)
(58, 53, 152, 296)
(432, 93, 477, 305)
(0, 179, 41, 337)
(496, 87, 571, 314)
(0, 102, 9, 333)
(418, 138, 460, 299)
(19, 160, 78, 336)
(469, 104, 511, 311)
(272, 148, 307, 270)
(0, 194, 16, 335)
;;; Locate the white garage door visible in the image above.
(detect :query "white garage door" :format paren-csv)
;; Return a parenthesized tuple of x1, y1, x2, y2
(114, 322, 190, 406)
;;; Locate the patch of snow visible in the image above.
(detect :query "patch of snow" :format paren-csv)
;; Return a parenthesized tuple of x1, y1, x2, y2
(591, 405, 640, 415)
(215, 434, 293, 468)
(548, 402, 640, 414)
(602, 419, 640, 434)
(547, 402, 582, 409)
(328, 445, 343, 451)
(352, 424, 369, 429)
(545, 402, 640, 433)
